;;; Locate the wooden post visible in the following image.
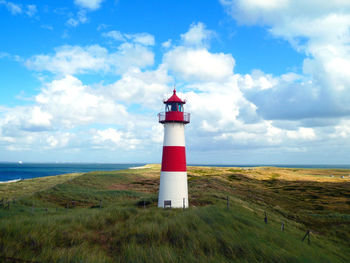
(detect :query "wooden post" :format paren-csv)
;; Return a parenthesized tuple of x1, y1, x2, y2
(143, 200, 146, 209)
(302, 230, 310, 244)
(226, 196, 229, 210)
(264, 211, 268, 224)
(183, 198, 185, 210)
(281, 221, 285, 231)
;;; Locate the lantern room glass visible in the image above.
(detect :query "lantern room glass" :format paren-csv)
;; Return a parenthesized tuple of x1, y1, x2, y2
(165, 103, 184, 112)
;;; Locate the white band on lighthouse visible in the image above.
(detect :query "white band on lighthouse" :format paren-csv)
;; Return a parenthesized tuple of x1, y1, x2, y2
(158, 171, 189, 208)
(163, 123, 185, 146)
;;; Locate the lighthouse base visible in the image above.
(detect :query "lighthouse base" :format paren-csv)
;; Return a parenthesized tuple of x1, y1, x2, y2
(158, 171, 189, 208)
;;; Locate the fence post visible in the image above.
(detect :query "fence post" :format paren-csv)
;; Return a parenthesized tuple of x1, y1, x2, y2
(99, 200, 102, 209)
(264, 211, 268, 224)
(143, 200, 146, 209)
(281, 221, 285, 231)
(302, 230, 310, 245)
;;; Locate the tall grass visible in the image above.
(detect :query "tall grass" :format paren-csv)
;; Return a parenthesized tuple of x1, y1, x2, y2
(0, 166, 349, 262)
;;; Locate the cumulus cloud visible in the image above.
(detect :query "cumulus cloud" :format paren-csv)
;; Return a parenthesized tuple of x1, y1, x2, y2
(103, 67, 171, 107)
(162, 23, 233, 82)
(164, 47, 235, 82)
(92, 128, 141, 150)
(220, 0, 350, 122)
(2, 21, 350, 162)
(26, 43, 154, 75)
(180, 22, 215, 47)
(35, 75, 128, 127)
(1, 75, 128, 137)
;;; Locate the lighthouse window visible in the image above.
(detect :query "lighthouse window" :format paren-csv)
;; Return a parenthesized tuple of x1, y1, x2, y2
(166, 103, 183, 112)
(171, 103, 178, 111)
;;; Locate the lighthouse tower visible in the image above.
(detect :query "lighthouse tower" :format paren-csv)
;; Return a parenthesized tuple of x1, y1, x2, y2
(158, 89, 190, 208)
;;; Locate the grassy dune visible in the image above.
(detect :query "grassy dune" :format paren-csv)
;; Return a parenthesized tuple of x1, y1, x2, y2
(0, 165, 349, 262)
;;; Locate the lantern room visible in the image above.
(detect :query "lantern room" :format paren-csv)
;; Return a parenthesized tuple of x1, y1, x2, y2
(158, 89, 190, 124)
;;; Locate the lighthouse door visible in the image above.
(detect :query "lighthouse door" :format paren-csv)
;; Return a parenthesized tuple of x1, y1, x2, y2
(164, 200, 171, 208)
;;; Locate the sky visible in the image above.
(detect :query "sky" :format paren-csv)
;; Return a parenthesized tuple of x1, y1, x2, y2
(0, 0, 350, 164)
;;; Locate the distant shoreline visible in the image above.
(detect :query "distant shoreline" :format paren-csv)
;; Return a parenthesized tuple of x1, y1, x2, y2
(1, 163, 350, 184)
(0, 178, 22, 184)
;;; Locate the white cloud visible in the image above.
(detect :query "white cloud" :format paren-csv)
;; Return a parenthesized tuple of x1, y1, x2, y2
(0, 1, 37, 17)
(26, 43, 154, 75)
(104, 67, 171, 107)
(0, 75, 129, 140)
(286, 127, 316, 140)
(26, 106, 53, 130)
(92, 128, 140, 150)
(220, 0, 350, 121)
(181, 22, 214, 47)
(3, 21, 350, 163)
(46, 133, 72, 149)
(103, 30, 125, 41)
(103, 31, 155, 46)
(93, 128, 123, 145)
(66, 10, 88, 27)
(127, 33, 155, 46)
(164, 47, 235, 82)
(74, 0, 103, 10)
(35, 75, 128, 128)
(162, 39, 172, 48)
(0, 1, 22, 15)
(25, 4, 36, 17)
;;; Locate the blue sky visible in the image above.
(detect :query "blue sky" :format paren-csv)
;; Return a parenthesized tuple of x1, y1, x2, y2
(1, 0, 350, 164)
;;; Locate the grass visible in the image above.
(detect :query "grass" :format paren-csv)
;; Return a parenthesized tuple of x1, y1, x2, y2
(0, 164, 349, 262)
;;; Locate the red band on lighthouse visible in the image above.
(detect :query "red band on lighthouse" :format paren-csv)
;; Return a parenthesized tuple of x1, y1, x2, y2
(161, 146, 187, 172)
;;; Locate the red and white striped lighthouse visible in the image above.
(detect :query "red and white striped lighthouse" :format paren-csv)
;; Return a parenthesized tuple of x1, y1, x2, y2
(158, 89, 190, 208)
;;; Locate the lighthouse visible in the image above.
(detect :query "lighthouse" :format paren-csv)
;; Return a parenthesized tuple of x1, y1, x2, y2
(158, 89, 190, 208)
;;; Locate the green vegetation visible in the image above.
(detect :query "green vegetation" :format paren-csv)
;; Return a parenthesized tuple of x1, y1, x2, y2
(0, 165, 349, 262)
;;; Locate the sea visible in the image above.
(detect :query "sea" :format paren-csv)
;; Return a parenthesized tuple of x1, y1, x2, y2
(0, 163, 350, 183)
(0, 163, 145, 183)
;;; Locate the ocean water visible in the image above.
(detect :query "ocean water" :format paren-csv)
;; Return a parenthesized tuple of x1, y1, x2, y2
(0, 163, 145, 183)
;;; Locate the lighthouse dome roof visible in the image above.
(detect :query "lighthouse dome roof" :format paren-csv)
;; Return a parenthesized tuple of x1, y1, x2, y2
(164, 89, 186, 104)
